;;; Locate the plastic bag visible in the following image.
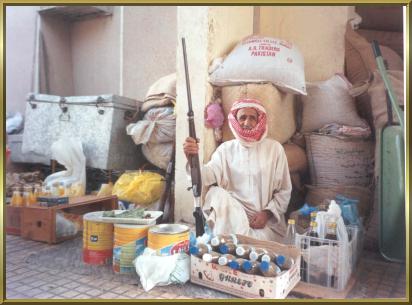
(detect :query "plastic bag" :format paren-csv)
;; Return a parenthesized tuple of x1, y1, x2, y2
(97, 182, 113, 197)
(44, 138, 86, 195)
(126, 107, 175, 145)
(6, 112, 24, 134)
(315, 200, 348, 243)
(55, 213, 78, 238)
(298, 203, 318, 216)
(335, 194, 361, 225)
(112, 171, 165, 206)
(134, 247, 190, 292)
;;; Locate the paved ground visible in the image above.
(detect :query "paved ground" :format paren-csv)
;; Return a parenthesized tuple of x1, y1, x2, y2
(5, 233, 407, 300)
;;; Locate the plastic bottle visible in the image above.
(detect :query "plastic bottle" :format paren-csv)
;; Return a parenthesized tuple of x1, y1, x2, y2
(276, 255, 295, 270)
(52, 182, 60, 196)
(310, 211, 317, 222)
(228, 258, 247, 270)
(11, 189, 23, 207)
(202, 251, 220, 263)
(59, 182, 66, 196)
(242, 260, 261, 275)
(219, 242, 237, 255)
(259, 261, 282, 277)
(27, 186, 37, 206)
(190, 243, 212, 258)
(210, 234, 238, 250)
(22, 186, 32, 206)
(235, 244, 254, 258)
(309, 221, 321, 246)
(325, 222, 338, 241)
(283, 219, 297, 245)
(249, 248, 268, 262)
(218, 254, 236, 266)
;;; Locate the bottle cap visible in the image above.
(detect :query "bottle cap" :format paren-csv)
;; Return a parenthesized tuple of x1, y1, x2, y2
(235, 246, 245, 256)
(328, 222, 337, 229)
(261, 254, 271, 262)
(219, 244, 229, 254)
(276, 255, 285, 266)
(310, 221, 318, 227)
(259, 261, 269, 272)
(210, 237, 219, 247)
(242, 261, 252, 271)
(288, 219, 295, 225)
(310, 212, 317, 217)
(218, 256, 227, 266)
(202, 253, 213, 263)
(189, 246, 199, 255)
(249, 251, 258, 261)
(228, 261, 240, 270)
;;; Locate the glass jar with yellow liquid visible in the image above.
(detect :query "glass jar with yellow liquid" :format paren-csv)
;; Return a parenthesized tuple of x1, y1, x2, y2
(11, 187, 23, 207)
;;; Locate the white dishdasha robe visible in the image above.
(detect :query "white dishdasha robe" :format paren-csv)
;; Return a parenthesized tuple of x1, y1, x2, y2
(195, 138, 292, 242)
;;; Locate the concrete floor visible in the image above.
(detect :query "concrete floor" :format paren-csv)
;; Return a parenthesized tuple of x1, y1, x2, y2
(5, 233, 407, 300)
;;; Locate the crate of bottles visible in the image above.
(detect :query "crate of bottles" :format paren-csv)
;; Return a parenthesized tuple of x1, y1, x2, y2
(295, 224, 363, 291)
(190, 234, 301, 299)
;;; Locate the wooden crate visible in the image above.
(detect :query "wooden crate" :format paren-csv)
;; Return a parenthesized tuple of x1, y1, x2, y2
(21, 195, 117, 244)
(6, 205, 22, 235)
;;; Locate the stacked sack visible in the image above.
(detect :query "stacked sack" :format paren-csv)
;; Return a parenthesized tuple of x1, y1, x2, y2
(207, 35, 309, 206)
(344, 22, 404, 251)
(127, 73, 176, 170)
(297, 73, 374, 231)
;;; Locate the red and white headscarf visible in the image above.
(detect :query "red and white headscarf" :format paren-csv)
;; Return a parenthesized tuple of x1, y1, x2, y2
(228, 99, 268, 147)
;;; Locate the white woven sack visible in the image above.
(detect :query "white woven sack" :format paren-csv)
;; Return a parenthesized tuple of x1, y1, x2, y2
(221, 83, 296, 144)
(126, 107, 175, 145)
(142, 141, 173, 170)
(301, 74, 368, 133)
(305, 133, 374, 187)
(209, 35, 307, 95)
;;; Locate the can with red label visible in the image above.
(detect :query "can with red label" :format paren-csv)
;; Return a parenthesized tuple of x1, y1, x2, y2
(148, 224, 190, 256)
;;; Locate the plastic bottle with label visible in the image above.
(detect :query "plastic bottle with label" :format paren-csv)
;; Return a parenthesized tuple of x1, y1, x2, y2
(249, 248, 268, 262)
(190, 243, 212, 258)
(228, 258, 247, 270)
(235, 244, 254, 258)
(218, 254, 236, 266)
(210, 234, 238, 250)
(219, 242, 237, 255)
(202, 251, 220, 263)
(259, 261, 282, 277)
(242, 260, 261, 275)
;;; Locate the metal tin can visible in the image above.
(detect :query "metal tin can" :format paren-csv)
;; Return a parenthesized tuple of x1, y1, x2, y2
(148, 224, 190, 256)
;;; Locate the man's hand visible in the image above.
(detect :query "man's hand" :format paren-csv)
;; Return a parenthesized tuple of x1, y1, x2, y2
(183, 137, 199, 160)
(249, 210, 273, 229)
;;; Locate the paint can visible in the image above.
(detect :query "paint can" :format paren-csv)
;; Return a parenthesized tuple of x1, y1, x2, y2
(83, 211, 114, 265)
(147, 224, 190, 256)
(113, 224, 150, 274)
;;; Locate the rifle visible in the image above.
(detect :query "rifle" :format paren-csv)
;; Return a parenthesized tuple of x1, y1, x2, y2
(158, 144, 175, 223)
(182, 37, 205, 237)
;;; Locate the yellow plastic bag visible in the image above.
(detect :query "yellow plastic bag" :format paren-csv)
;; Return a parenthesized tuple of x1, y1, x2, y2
(112, 171, 165, 206)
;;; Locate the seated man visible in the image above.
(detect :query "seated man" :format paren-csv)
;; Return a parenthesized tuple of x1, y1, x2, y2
(183, 98, 292, 242)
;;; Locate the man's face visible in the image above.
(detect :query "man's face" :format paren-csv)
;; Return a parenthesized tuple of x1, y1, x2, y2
(236, 107, 258, 130)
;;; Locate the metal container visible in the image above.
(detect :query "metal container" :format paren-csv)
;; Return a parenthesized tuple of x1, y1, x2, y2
(147, 224, 190, 256)
(22, 93, 143, 170)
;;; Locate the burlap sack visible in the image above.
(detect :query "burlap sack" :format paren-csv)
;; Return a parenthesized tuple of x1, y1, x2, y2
(345, 23, 404, 85)
(305, 184, 372, 220)
(221, 83, 296, 144)
(357, 29, 403, 58)
(301, 74, 368, 133)
(283, 143, 307, 174)
(305, 133, 374, 187)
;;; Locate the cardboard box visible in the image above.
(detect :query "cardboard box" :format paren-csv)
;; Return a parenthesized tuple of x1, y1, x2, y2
(190, 235, 301, 299)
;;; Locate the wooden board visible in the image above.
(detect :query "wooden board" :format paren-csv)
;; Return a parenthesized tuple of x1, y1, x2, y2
(290, 274, 356, 299)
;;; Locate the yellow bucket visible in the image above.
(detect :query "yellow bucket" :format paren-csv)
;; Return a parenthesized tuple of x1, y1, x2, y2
(113, 224, 150, 274)
(147, 224, 190, 256)
(83, 212, 114, 265)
